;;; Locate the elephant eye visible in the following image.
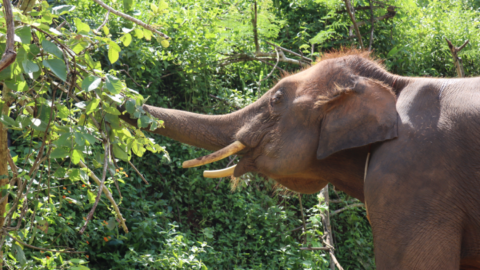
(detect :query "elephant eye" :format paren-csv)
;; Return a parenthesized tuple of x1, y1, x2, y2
(271, 91, 283, 105)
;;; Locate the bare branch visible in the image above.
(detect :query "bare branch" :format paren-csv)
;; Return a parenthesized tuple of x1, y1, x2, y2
(252, 1, 259, 53)
(209, 94, 241, 110)
(368, 0, 375, 51)
(92, 0, 170, 39)
(298, 193, 307, 244)
(344, 0, 364, 49)
(259, 47, 280, 83)
(128, 160, 149, 185)
(79, 161, 128, 233)
(445, 38, 469, 77)
(349, 6, 396, 38)
(265, 41, 312, 63)
(0, 0, 17, 72)
(300, 247, 330, 251)
(330, 203, 365, 216)
(94, 10, 110, 35)
(79, 143, 110, 234)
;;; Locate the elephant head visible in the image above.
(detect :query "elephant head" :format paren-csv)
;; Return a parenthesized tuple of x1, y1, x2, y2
(122, 50, 402, 202)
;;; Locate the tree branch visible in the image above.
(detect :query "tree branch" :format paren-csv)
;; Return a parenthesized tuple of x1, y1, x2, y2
(92, 0, 170, 39)
(330, 203, 365, 216)
(348, 6, 396, 38)
(79, 161, 128, 233)
(93, 10, 110, 35)
(128, 159, 149, 185)
(298, 193, 307, 244)
(368, 0, 375, 51)
(445, 38, 469, 77)
(252, 1, 259, 53)
(0, 0, 17, 72)
(344, 0, 364, 49)
(4, 230, 85, 254)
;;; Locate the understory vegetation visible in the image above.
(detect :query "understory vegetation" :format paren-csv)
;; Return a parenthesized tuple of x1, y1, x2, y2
(0, 0, 479, 269)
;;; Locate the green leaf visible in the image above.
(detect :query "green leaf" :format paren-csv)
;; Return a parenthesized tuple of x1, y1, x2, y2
(124, 0, 135, 12)
(125, 99, 136, 115)
(0, 114, 17, 127)
(41, 40, 63, 59)
(87, 189, 96, 204)
(113, 144, 129, 161)
(85, 99, 101, 115)
(50, 148, 69, 159)
(51, 5, 76, 15)
(119, 33, 132, 47)
(138, 115, 152, 128)
(12, 243, 26, 266)
(104, 113, 121, 129)
(43, 59, 67, 82)
(160, 39, 170, 48)
(22, 59, 39, 74)
(71, 149, 84, 164)
(103, 104, 121, 115)
(132, 141, 146, 157)
(15, 26, 31, 44)
(74, 18, 91, 35)
(68, 169, 81, 181)
(106, 217, 117, 230)
(143, 29, 153, 41)
(57, 105, 70, 119)
(133, 28, 144, 39)
(105, 74, 123, 94)
(108, 41, 121, 64)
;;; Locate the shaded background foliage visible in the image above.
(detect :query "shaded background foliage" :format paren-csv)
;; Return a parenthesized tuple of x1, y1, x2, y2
(5, 0, 480, 269)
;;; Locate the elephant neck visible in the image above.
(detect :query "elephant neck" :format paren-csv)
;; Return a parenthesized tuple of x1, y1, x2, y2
(316, 145, 370, 203)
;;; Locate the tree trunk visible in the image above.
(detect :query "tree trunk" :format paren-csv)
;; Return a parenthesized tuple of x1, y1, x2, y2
(0, 84, 11, 267)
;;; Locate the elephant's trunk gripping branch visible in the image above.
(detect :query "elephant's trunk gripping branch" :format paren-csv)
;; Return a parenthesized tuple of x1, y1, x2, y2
(182, 141, 246, 178)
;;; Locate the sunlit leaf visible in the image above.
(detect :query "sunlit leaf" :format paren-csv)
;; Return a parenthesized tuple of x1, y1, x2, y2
(71, 149, 84, 164)
(119, 33, 132, 47)
(51, 5, 76, 15)
(15, 26, 31, 44)
(105, 74, 123, 94)
(133, 28, 144, 39)
(143, 29, 152, 41)
(108, 41, 121, 64)
(43, 59, 67, 82)
(74, 18, 91, 35)
(82, 76, 102, 91)
(42, 40, 63, 59)
(50, 148, 69, 159)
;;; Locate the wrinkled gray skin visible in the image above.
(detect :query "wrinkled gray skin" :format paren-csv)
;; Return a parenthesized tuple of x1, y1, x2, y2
(121, 52, 480, 269)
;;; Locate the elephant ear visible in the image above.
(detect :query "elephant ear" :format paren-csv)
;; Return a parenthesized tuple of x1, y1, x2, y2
(316, 77, 398, 160)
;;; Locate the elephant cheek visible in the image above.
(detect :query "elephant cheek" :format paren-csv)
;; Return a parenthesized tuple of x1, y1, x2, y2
(233, 157, 257, 177)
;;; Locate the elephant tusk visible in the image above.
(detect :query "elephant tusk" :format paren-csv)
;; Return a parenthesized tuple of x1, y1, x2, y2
(182, 141, 246, 168)
(203, 165, 236, 178)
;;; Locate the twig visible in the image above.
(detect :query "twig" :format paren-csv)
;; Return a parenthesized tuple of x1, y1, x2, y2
(368, 0, 375, 51)
(330, 203, 365, 216)
(265, 41, 312, 63)
(79, 160, 128, 233)
(79, 143, 110, 234)
(348, 6, 396, 38)
(127, 160, 149, 185)
(209, 94, 241, 110)
(94, 10, 110, 34)
(92, 0, 170, 39)
(344, 0, 364, 49)
(259, 47, 280, 83)
(252, 1, 259, 53)
(445, 38, 469, 77)
(4, 230, 85, 254)
(300, 247, 330, 251)
(298, 193, 307, 244)
(0, 0, 17, 72)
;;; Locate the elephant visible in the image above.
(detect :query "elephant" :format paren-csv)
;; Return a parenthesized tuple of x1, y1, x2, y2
(121, 49, 480, 269)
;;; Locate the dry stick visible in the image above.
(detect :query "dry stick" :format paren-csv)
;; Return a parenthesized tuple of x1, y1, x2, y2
(79, 143, 110, 234)
(330, 203, 365, 216)
(92, 0, 170, 39)
(344, 0, 364, 49)
(445, 38, 469, 77)
(368, 0, 375, 51)
(4, 230, 85, 254)
(300, 247, 330, 251)
(79, 160, 128, 233)
(322, 186, 340, 270)
(127, 160, 149, 185)
(298, 193, 307, 244)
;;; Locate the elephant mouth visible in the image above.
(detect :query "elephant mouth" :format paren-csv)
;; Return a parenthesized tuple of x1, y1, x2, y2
(182, 141, 247, 178)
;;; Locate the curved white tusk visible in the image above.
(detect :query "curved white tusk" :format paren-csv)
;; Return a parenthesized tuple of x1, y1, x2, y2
(203, 165, 237, 178)
(182, 141, 245, 168)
